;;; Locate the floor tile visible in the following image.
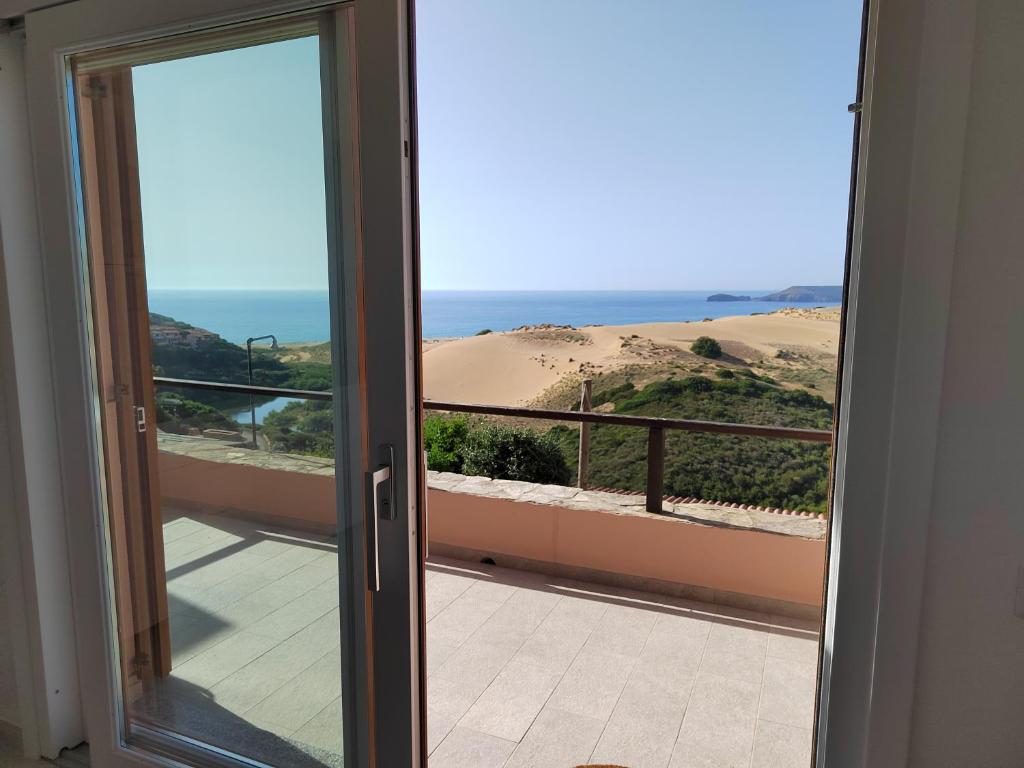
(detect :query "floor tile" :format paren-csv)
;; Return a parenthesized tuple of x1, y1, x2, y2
(681, 671, 761, 729)
(168, 615, 237, 666)
(758, 656, 817, 729)
(581, 602, 658, 657)
(245, 581, 338, 641)
(426, 629, 465, 677)
(432, 630, 523, 698)
(155, 513, 821, 768)
(546, 649, 636, 721)
(171, 630, 279, 690)
(244, 647, 342, 731)
(207, 609, 340, 712)
(459, 659, 561, 742)
(428, 726, 516, 768)
(504, 706, 605, 768)
(427, 677, 480, 754)
(670, 718, 756, 768)
(512, 599, 606, 674)
(428, 593, 509, 646)
(750, 720, 813, 768)
(426, 571, 476, 620)
(292, 696, 344, 758)
(767, 627, 820, 666)
(707, 619, 771, 658)
(462, 577, 519, 604)
(589, 663, 694, 768)
(698, 645, 766, 684)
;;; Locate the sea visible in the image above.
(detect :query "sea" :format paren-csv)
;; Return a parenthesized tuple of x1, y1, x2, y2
(148, 289, 832, 345)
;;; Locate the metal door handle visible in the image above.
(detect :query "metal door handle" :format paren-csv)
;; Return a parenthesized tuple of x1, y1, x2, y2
(366, 445, 394, 592)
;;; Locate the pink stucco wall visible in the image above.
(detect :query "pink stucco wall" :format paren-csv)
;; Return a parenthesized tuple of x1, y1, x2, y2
(159, 451, 337, 532)
(427, 489, 825, 609)
(159, 452, 825, 608)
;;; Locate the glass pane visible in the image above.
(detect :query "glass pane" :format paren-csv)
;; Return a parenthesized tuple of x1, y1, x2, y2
(74, 28, 346, 768)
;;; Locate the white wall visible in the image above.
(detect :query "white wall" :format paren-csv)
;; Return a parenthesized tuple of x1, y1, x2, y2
(0, 29, 79, 757)
(908, 4, 1024, 765)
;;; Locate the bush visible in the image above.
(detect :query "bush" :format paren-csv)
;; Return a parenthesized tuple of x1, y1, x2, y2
(476, 328, 493, 335)
(155, 392, 238, 434)
(423, 415, 470, 472)
(462, 424, 571, 485)
(263, 400, 335, 457)
(691, 336, 723, 359)
(546, 375, 834, 513)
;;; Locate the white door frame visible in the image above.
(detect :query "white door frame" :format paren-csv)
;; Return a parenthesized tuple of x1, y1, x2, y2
(3, 0, 982, 765)
(0, 27, 83, 760)
(819, 0, 976, 765)
(17, 0, 421, 766)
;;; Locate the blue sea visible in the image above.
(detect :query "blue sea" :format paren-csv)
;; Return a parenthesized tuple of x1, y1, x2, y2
(148, 289, 832, 344)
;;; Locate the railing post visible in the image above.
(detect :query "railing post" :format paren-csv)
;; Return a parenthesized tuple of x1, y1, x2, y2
(646, 426, 665, 513)
(577, 379, 592, 488)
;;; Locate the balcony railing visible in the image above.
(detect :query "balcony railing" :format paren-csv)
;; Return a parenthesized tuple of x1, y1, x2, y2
(153, 376, 833, 513)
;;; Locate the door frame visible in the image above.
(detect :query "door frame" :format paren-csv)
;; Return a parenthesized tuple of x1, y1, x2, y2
(20, 0, 421, 766)
(5, 0, 978, 765)
(817, 0, 974, 765)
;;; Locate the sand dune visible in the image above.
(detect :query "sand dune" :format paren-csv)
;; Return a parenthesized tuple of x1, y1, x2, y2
(422, 309, 840, 406)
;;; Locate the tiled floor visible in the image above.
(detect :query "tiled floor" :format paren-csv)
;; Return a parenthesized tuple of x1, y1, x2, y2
(425, 561, 819, 768)
(146, 509, 819, 768)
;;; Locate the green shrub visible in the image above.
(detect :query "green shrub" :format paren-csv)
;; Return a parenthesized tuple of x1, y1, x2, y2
(476, 328, 493, 335)
(716, 368, 735, 379)
(546, 374, 834, 512)
(423, 415, 470, 472)
(155, 392, 239, 434)
(592, 382, 636, 406)
(462, 424, 571, 485)
(691, 336, 723, 359)
(263, 400, 335, 457)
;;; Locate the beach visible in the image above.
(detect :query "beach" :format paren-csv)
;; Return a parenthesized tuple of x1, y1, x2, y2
(421, 307, 840, 406)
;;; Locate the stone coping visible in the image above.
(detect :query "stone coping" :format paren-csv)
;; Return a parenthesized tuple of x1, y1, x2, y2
(157, 432, 825, 540)
(429, 472, 825, 540)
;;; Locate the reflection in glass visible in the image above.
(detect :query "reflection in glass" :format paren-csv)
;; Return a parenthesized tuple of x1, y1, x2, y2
(75, 29, 344, 767)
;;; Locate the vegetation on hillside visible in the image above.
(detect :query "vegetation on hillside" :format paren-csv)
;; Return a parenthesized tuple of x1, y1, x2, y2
(261, 400, 335, 458)
(150, 313, 332, 433)
(691, 336, 723, 359)
(548, 376, 833, 513)
(154, 392, 240, 435)
(148, 313, 833, 512)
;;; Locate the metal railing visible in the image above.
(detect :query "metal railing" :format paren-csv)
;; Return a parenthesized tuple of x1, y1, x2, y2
(153, 376, 833, 513)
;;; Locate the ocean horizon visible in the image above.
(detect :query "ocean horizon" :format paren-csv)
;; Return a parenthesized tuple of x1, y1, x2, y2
(148, 289, 837, 344)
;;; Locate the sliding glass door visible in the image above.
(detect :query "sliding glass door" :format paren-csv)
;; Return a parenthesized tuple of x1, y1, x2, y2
(26, 2, 421, 766)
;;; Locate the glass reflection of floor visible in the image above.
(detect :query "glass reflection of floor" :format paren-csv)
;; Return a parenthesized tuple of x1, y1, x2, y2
(147, 508, 819, 768)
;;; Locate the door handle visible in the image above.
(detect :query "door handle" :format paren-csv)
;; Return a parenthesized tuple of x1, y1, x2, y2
(366, 445, 395, 592)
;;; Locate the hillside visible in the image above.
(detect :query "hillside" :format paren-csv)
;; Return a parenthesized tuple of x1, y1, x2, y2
(424, 308, 840, 407)
(758, 285, 843, 303)
(546, 375, 833, 513)
(149, 313, 332, 394)
(149, 313, 332, 435)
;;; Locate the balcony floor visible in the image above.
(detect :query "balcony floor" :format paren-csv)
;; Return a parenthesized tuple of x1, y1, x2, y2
(145, 508, 818, 768)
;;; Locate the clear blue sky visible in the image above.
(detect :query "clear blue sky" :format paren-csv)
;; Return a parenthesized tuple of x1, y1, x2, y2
(135, 1, 862, 292)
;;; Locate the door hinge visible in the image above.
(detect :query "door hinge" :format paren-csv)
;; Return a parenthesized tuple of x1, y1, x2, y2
(135, 405, 147, 433)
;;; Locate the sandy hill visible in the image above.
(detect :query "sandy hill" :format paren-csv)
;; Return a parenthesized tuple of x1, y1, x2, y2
(422, 309, 840, 406)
